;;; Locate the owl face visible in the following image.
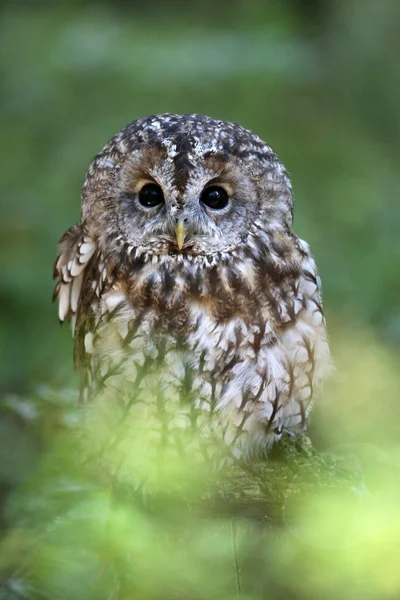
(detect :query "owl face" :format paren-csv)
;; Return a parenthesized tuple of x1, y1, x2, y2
(114, 149, 262, 257)
(82, 114, 294, 265)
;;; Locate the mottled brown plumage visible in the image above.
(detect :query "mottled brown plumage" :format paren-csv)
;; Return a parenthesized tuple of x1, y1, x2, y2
(53, 114, 330, 459)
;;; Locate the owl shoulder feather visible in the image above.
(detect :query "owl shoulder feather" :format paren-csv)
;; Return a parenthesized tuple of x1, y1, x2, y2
(297, 238, 324, 313)
(53, 223, 97, 331)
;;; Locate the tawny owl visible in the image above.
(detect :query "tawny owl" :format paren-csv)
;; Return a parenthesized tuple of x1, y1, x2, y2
(53, 114, 330, 460)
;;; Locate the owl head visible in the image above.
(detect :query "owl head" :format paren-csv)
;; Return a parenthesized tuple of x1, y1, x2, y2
(81, 114, 295, 267)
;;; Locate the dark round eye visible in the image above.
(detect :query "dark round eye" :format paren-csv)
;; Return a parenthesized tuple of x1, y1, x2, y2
(200, 186, 229, 210)
(138, 183, 164, 208)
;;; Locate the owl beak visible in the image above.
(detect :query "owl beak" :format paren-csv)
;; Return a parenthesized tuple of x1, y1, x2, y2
(175, 218, 186, 250)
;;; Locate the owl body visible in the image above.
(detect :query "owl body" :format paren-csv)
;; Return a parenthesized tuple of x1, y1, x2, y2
(54, 114, 330, 459)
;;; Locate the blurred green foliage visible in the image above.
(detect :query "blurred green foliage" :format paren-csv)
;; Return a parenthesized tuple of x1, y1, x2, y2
(1, 0, 400, 598)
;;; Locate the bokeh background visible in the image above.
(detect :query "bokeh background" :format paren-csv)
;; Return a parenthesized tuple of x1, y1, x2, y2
(1, 0, 400, 598)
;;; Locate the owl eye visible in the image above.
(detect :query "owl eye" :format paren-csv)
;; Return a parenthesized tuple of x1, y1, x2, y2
(138, 183, 165, 208)
(200, 186, 229, 210)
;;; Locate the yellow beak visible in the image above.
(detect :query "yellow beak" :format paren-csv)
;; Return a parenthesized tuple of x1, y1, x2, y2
(175, 218, 185, 250)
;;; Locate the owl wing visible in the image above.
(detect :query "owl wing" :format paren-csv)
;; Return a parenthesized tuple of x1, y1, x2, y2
(53, 224, 100, 396)
(254, 238, 330, 438)
(53, 224, 96, 323)
(280, 240, 330, 428)
(297, 239, 327, 336)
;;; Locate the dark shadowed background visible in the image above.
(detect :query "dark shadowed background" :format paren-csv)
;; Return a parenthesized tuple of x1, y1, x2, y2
(1, 1, 400, 598)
